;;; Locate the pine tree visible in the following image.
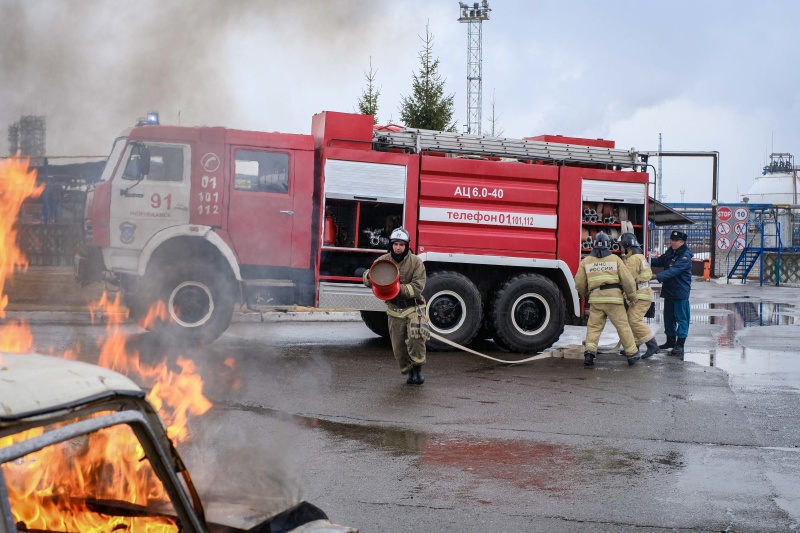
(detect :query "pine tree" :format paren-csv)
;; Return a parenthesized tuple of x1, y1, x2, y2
(356, 57, 381, 124)
(399, 24, 456, 132)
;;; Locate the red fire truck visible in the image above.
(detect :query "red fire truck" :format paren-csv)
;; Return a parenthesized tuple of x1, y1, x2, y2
(75, 111, 651, 351)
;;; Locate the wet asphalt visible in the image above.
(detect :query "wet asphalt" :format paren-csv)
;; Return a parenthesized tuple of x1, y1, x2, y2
(17, 279, 800, 532)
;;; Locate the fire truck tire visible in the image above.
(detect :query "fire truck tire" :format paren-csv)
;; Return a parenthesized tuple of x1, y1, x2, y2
(360, 311, 390, 339)
(152, 262, 237, 345)
(490, 274, 565, 353)
(423, 271, 483, 351)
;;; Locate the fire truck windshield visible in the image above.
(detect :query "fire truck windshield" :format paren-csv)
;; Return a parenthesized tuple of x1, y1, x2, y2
(97, 137, 127, 182)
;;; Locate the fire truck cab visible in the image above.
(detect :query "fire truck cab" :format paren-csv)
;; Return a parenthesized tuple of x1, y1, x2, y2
(76, 111, 651, 351)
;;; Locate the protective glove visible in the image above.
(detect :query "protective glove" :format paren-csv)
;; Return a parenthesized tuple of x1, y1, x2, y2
(409, 319, 421, 339)
(408, 317, 422, 339)
(628, 299, 637, 308)
(419, 317, 431, 341)
(408, 308, 431, 341)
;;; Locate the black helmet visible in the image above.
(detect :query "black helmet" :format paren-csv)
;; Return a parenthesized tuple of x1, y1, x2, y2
(593, 232, 610, 249)
(619, 232, 639, 250)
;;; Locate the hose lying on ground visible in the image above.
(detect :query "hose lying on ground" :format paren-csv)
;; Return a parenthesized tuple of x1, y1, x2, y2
(429, 332, 584, 364)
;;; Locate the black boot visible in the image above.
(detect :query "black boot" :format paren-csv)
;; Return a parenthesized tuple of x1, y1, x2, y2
(584, 351, 596, 366)
(670, 338, 686, 358)
(659, 336, 676, 351)
(414, 365, 425, 385)
(406, 368, 416, 384)
(642, 338, 659, 359)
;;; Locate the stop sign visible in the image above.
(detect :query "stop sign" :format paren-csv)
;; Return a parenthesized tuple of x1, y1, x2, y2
(717, 206, 733, 222)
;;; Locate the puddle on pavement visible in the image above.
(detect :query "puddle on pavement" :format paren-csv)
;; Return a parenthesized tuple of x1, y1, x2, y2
(650, 298, 800, 383)
(224, 402, 685, 494)
(312, 420, 686, 494)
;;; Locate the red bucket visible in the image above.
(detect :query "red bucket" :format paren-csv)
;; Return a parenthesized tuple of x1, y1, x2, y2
(369, 259, 400, 301)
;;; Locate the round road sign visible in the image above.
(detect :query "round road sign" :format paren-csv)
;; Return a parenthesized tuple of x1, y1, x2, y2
(716, 222, 731, 236)
(734, 207, 749, 222)
(734, 222, 747, 236)
(716, 236, 731, 250)
(733, 237, 746, 251)
(717, 206, 733, 222)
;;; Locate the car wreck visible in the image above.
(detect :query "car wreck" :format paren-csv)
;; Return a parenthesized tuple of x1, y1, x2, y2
(0, 352, 357, 533)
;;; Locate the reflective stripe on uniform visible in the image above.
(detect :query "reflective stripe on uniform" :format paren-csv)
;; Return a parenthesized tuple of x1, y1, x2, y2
(590, 274, 620, 284)
(387, 304, 426, 319)
(590, 295, 625, 304)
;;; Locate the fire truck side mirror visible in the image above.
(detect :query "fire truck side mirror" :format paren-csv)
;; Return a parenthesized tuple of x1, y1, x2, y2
(138, 147, 151, 176)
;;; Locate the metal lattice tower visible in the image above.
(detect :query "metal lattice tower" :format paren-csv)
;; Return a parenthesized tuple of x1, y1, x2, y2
(458, 1, 490, 135)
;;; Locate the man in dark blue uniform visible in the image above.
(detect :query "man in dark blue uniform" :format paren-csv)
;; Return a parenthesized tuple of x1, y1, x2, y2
(650, 230, 693, 357)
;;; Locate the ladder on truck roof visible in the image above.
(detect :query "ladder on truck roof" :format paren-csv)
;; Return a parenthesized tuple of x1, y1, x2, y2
(372, 128, 646, 169)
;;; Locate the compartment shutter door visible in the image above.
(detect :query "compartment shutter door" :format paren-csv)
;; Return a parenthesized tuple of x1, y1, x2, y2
(325, 159, 406, 204)
(581, 179, 646, 204)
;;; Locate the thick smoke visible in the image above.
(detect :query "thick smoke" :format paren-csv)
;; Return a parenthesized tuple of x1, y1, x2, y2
(1, 0, 387, 156)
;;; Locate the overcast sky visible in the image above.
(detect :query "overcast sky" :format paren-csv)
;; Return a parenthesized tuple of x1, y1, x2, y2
(3, 0, 799, 203)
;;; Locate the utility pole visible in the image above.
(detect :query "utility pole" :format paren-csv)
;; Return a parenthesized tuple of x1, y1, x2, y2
(458, 1, 490, 135)
(657, 132, 663, 202)
(657, 132, 663, 253)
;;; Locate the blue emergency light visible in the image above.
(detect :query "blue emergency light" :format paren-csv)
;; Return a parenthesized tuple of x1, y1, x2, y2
(137, 111, 160, 126)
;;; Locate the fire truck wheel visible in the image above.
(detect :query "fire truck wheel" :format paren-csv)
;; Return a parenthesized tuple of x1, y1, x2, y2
(490, 274, 565, 353)
(360, 311, 390, 339)
(154, 262, 237, 345)
(423, 271, 483, 351)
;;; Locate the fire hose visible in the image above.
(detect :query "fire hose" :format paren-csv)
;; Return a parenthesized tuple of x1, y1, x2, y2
(428, 331, 582, 364)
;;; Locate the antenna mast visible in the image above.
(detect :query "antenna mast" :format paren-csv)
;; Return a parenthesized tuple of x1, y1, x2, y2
(458, 1, 491, 135)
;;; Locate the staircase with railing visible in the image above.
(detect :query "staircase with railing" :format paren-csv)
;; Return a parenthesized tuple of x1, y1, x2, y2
(727, 207, 783, 285)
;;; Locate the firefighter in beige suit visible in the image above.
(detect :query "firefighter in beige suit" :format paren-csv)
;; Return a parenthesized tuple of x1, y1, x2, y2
(363, 228, 428, 385)
(574, 232, 640, 367)
(619, 233, 660, 359)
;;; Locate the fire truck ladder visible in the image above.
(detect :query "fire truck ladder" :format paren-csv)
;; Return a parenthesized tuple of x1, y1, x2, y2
(372, 128, 646, 169)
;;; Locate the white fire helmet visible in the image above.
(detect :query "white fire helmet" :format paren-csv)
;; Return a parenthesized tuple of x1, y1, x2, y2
(389, 227, 410, 244)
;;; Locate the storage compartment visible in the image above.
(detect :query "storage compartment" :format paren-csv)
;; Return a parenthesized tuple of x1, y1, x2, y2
(580, 180, 646, 254)
(320, 157, 407, 283)
(323, 199, 403, 250)
(320, 198, 404, 280)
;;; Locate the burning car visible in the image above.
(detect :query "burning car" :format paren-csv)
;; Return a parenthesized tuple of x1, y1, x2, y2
(0, 352, 357, 533)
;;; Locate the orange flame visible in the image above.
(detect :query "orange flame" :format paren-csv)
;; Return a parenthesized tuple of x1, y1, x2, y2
(2, 423, 180, 531)
(0, 158, 212, 530)
(89, 292, 212, 440)
(0, 157, 42, 351)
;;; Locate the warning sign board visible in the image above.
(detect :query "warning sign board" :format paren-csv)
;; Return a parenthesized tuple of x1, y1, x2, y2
(734, 207, 749, 222)
(716, 236, 731, 250)
(717, 206, 733, 222)
(733, 237, 746, 251)
(733, 222, 747, 236)
(716, 222, 731, 236)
